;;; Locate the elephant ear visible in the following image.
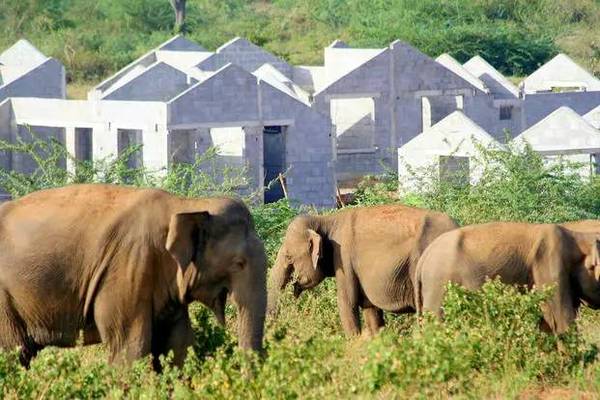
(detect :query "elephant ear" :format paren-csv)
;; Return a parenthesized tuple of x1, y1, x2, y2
(307, 229, 322, 270)
(532, 228, 576, 334)
(588, 237, 600, 281)
(166, 211, 211, 302)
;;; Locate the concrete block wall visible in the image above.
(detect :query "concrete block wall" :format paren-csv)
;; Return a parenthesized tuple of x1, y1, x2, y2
(260, 83, 336, 207)
(523, 91, 600, 129)
(168, 65, 259, 126)
(0, 58, 65, 102)
(217, 38, 293, 77)
(103, 62, 193, 102)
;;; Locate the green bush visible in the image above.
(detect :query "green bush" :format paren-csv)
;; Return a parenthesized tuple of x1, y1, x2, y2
(394, 140, 600, 224)
(364, 280, 597, 396)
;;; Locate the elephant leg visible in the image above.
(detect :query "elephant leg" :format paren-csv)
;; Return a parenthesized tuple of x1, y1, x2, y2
(152, 308, 195, 370)
(335, 269, 361, 336)
(363, 307, 384, 336)
(94, 297, 152, 365)
(0, 289, 40, 367)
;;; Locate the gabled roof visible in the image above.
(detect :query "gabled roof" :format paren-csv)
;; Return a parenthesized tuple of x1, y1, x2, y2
(156, 35, 206, 52)
(215, 37, 292, 76)
(0, 39, 49, 85)
(92, 35, 209, 95)
(435, 54, 488, 93)
(328, 40, 350, 49)
(583, 105, 600, 129)
(463, 55, 519, 99)
(253, 63, 310, 104)
(400, 111, 501, 156)
(514, 106, 600, 154)
(520, 54, 600, 94)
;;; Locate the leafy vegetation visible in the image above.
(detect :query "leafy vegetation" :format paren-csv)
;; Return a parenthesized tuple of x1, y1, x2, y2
(1, 0, 600, 88)
(0, 134, 600, 397)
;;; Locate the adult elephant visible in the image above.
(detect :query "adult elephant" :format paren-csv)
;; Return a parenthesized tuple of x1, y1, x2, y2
(268, 204, 458, 336)
(415, 222, 600, 333)
(0, 184, 266, 368)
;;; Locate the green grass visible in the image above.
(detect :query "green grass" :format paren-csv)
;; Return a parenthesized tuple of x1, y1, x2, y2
(0, 134, 600, 397)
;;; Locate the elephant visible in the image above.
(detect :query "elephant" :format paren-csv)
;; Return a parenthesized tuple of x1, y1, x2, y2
(561, 219, 600, 233)
(0, 184, 267, 368)
(268, 204, 458, 336)
(415, 222, 600, 333)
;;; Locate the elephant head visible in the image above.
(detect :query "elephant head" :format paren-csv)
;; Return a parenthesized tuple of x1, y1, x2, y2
(570, 233, 600, 309)
(166, 200, 266, 351)
(267, 216, 330, 314)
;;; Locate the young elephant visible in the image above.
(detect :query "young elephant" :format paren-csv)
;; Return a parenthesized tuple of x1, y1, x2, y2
(415, 222, 600, 333)
(0, 184, 267, 368)
(268, 204, 458, 336)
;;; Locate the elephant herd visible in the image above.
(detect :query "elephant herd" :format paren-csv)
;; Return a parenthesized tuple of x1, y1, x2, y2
(0, 184, 599, 369)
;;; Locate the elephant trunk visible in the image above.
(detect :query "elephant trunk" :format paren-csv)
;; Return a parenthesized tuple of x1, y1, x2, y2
(267, 245, 293, 316)
(233, 234, 267, 351)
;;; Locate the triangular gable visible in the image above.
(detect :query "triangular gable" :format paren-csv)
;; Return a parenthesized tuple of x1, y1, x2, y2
(168, 63, 259, 125)
(157, 35, 206, 52)
(584, 105, 600, 129)
(216, 37, 292, 77)
(102, 62, 193, 102)
(436, 54, 488, 93)
(92, 36, 207, 94)
(401, 111, 500, 156)
(393, 41, 486, 94)
(0, 39, 47, 68)
(314, 48, 390, 96)
(463, 55, 519, 99)
(521, 54, 600, 93)
(514, 106, 600, 153)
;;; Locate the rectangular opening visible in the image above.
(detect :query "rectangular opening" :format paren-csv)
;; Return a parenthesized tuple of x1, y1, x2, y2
(117, 129, 143, 169)
(14, 125, 66, 174)
(169, 129, 203, 164)
(439, 155, 469, 186)
(330, 97, 375, 151)
(499, 105, 513, 120)
(75, 128, 93, 162)
(422, 95, 462, 128)
(263, 126, 286, 203)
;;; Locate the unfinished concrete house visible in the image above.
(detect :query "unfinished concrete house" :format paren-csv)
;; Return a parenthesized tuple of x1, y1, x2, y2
(520, 54, 600, 128)
(398, 111, 503, 187)
(513, 106, 600, 176)
(0, 36, 335, 207)
(0, 39, 65, 102)
(300, 40, 520, 184)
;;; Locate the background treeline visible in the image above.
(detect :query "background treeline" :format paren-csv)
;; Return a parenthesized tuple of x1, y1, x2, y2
(1, 0, 600, 84)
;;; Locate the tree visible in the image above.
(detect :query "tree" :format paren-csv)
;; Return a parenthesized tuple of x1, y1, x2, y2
(169, 0, 186, 33)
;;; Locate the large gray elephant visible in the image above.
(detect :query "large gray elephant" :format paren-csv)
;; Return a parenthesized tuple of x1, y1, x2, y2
(415, 222, 600, 333)
(0, 184, 266, 368)
(268, 204, 458, 336)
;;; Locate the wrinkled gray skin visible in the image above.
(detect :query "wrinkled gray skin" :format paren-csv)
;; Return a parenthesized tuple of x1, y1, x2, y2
(268, 204, 458, 336)
(0, 184, 266, 369)
(415, 222, 600, 333)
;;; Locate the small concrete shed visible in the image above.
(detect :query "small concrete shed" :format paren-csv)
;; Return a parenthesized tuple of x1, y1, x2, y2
(398, 111, 502, 186)
(513, 106, 600, 155)
(520, 54, 600, 94)
(513, 106, 600, 176)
